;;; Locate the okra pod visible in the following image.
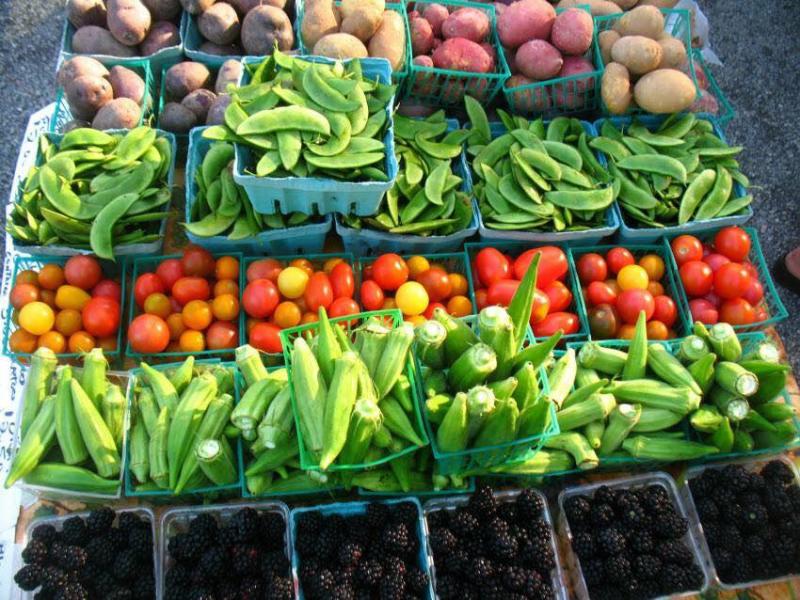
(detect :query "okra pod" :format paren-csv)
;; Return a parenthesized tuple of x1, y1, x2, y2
(678, 335, 710, 363)
(391, 374, 413, 413)
(548, 348, 577, 409)
(575, 366, 601, 388)
(689, 406, 724, 433)
(71, 379, 120, 478)
(710, 386, 749, 422)
(425, 394, 453, 425)
(54, 366, 88, 465)
(424, 370, 448, 398)
(437, 392, 469, 453)
(561, 379, 608, 410)
(488, 376, 518, 400)
(129, 416, 150, 484)
(415, 320, 448, 369)
(101, 384, 126, 448)
(687, 353, 717, 395)
(544, 432, 599, 470)
(245, 437, 299, 476)
(621, 312, 648, 381)
(24, 463, 119, 495)
(19, 347, 57, 439)
(236, 344, 269, 386)
(257, 386, 293, 449)
(139, 362, 178, 415)
(317, 307, 343, 386)
(149, 407, 170, 488)
(170, 356, 195, 395)
(358, 320, 390, 379)
(374, 323, 415, 400)
(196, 438, 237, 486)
(751, 370, 787, 405)
(507, 252, 541, 349)
(380, 395, 425, 446)
(605, 379, 700, 414)
(709, 417, 734, 453)
(466, 386, 497, 440)
(488, 449, 574, 475)
(578, 343, 627, 376)
(338, 398, 383, 474)
(647, 344, 702, 395)
(556, 393, 615, 432)
(755, 401, 796, 422)
(599, 404, 641, 456)
(6, 395, 56, 487)
(584, 420, 605, 450)
(373, 424, 393, 448)
(320, 352, 359, 469)
(478, 306, 515, 379)
(387, 440, 413, 492)
(621, 435, 719, 460)
(81, 348, 108, 409)
(742, 409, 777, 433)
(475, 398, 519, 448)
(518, 396, 554, 438)
(737, 360, 791, 378)
(137, 386, 159, 436)
(448, 343, 497, 391)
(742, 340, 780, 363)
(707, 322, 742, 362)
(512, 361, 540, 411)
(512, 330, 562, 370)
(231, 377, 283, 438)
(715, 361, 759, 397)
(753, 420, 796, 448)
(433, 307, 480, 365)
(733, 429, 755, 452)
(631, 407, 684, 433)
(291, 337, 327, 459)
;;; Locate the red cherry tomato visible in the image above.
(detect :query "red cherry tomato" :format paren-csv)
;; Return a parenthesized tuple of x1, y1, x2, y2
(172, 277, 211, 305)
(156, 258, 185, 292)
(242, 279, 280, 319)
(474, 289, 488, 311)
(64, 255, 102, 290)
(689, 298, 719, 324)
(92, 279, 121, 301)
(134, 273, 165, 308)
(585, 281, 617, 307)
(616, 289, 655, 324)
(128, 314, 170, 353)
(424, 302, 447, 319)
(82, 297, 120, 338)
(576, 253, 608, 284)
(250, 322, 283, 353)
(652, 295, 678, 328)
(713, 263, 752, 300)
(671, 235, 704, 266)
(206, 321, 239, 350)
(680, 260, 714, 297)
(742, 280, 764, 306)
(543, 281, 572, 312)
(371, 254, 408, 291)
(588, 304, 619, 339)
(475, 248, 510, 288)
(741, 262, 759, 279)
(532, 312, 580, 337)
(416, 268, 452, 302)
(247, 258, 282, 283)
(181, 245, 215, 277)
(754, 305, 769, 323)
(719, 298, 756, 325)
(714, 226, 751, 262)
(703, 253, 731, 273)
(486, 279, 519, 307)
(530, 289, 550, 324)
(606, 247, 635, 275)
(304, 272, 334, 313)
(702, 291, 722, 308)
(328, 297, 360, 323)
(360, 280, 385, 312)
(330, 262, 355, 298)
(514, 246, 567, 287)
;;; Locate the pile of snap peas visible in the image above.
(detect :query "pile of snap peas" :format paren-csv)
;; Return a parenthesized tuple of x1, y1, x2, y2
(340, 109, 474, 237)
(202, 50, 394, 182)
(592, 115, 751, 229)
(465, 99, 615, 233)
(8, 126, 172, 259)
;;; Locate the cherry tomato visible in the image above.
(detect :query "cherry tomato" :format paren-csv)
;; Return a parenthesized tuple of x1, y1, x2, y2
(36, 331, 65, 353)
(372, 254, 409, 291)
(172, 277, 211, 305)
(270, 301, 300, 328)
(156, 259, 184, 292)
(646, 320, 669, 340)
(128, 314, 170, 353)
(330, 262, 355, 299)
(182, 300, 213, 331)
(713, 263, 752, 300)
(647, 281, 665, 297)
(753, 305, 769, 323)
(605, 247, 635, 275)
(69, 331, 96, 353)
(247, 258, 283, 283)
(82, 297, 120, 338)
(134, 273, 165, 308)
(382, 298, 397, 310)
(277, 266, 309, 299)
(170, 296, 183, 314)
(638, 254, 665, 281)
(714, 226, 751, 262)
(424, 302, 447, 319)
(446, 296, 473, 317)
(300, 272, 332, 313)
(215, 256, 240, 281)
(55, 285, 92, 311)
(514, 246, 567, 287)
(181, 245, 215, 277)
(616, 289, 655, 325)
(211, 294, 239, 321)
(532, 312, 580, 337)
(55, 309, 82, 337)
(323, 257, 344, 273)
(617, 264, 649, 291)
(360, 280, 384, 312)
(10, 283, 40, 309)
(680, 260, 714, 297)
(448, 273, 468, 297)
(406, 256, 430, 279)
(16, 270, 39, 286)
(475, 289, 488, 311)
(290, 258, 314, 276)
(652, 295, 677, 328)
(543, 281, 572, 312)
(98, 336, 117, 352)
(671, 235, 704, 266)
(586, 281, 617, 307)
(206, 321, 239, 350)
(742, 280, 764, 306)
(9, 329, 38, 354)
(617, 324, 636, 340)
(530, 289, 550, 324)
(179, 330, 205, 352)
(703, 253, 731, 273)
(301, 313, 318, 325)
(416, 268, 452, 302)
(19, 302, 55, 335)
(487, 279, 519, 307)
(576, 253, 608, 284)
(144, 293, 172, 319)
(588, 304, 619, 339)
(214, 279, 239, 297)
(742, 262, 759, 280)
(38, 264, 65, 290)
(92, 279, 121, 301)
(719, 298, 756, 326)
(362, 264, 374, 281)
(703, 292, 722, 308)
(64, 255, 102, 290)
(395, 281, 429, 316)
(689, 298, 719, 324)
(328, 297, 360, 322)
(166, 313, 185, 341)
(474, 248, 510, 287)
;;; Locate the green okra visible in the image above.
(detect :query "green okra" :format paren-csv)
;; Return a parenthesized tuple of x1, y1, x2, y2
(24, 463, 119, 495)
(437, 392, 468, 453)
(53, 366, 88, 466)
(71, 379, 120, 478)
(6, 395, 56, 487)
(129, 417, 150, 484)
(599, 404, 641, 456)
(544, 432, 598, 470)
(149, 407, 170, 489)
(320, 352, 359, 470)
(547, 348, 577, 409)
(19, 347, 57, 439)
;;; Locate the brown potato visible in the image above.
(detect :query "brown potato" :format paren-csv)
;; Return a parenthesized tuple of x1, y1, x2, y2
(314, 33, 369, 60)
(555, 0, 622, 16)
(160, 101, 198, 132)
(614, 0, 638, 8)
(215, 59, 244, 93)
(302, 0, 340, 49)
(638, 0, 679, 7)
(139, 20, 181, 55)
(141, 0, 182, 21)
(199, 41, 243, 55)
(341, 5, 383, 42)
(182, 88, 217, 120)
(601, 62, 632, 115)
(107, 0, 152, 46)
(228, 0, 289, 14)
(340, 0, 384, 19)
(72, 25, 138, 56)
(165, 61, 212, 99)
(57, 56, 109, 88)
(66, 0, 107, 29)
(634, 68, 696, 113)
(206, 94, 231, 125)
(368, 10, 406, 71)
(92, 97, 142, 129)
(109, 66, 146, 103)
(66, 75, 114, 120)
(657, 35, 688, 69)
(241, 6, 294, 54)
(611, 35, 662, 75)
(180, 0, 216, 15)
(598, 30, 619, 66)
(618, 5, 665, 39)
(199, 2, 241, 45)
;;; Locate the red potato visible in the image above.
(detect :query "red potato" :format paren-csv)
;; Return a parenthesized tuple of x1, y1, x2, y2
(480, 42, 496, 64)
(553, 55, 595, 109)
(515, 39, 563, 80)
(497, 0, 555, 49)
(493, 2, 507, 19)
(396, 101, 438, 117)
(440, 79, 467, 103)
(410, 17, 435, 56)
(505, 74, 551, 112)
(410, 56, 436, 95)
(550, 7, 593, 56)
(441, 7, 490, 43)
(422, 3, 449, 37)
(57, 56, 109, 88)
(432, 38, 493, 73)
(139, 21, 181, 55)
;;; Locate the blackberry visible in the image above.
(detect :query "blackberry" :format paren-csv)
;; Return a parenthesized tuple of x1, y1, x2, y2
(379, 573, 406, 600)
(52, 544, 87, 570)
(438, 549, 469, 575)
(238, 578, 264, 600)
(215, 580, 239, 600)
(659, 563, 691, 592)
(307, 568, 335, 597)
(788, 484, 800, 510)
(740, 502, 769, 531)
(633, 554, 662, 579)
(41, 566, 68, 592)
(478, 581, 506, 600)
(261, 549, 291, 578)
(500, 565, 528, 591)
(516, 488, 545, 520)
(594, 485, 617, 506)
(522, 536, 555, 572)
(564, 495, 592, 529)
(231, 543, 261, 576)
(230, 508, 260, 543)
(347, 515, 371, 546)
(127, 527, 152, 562)
(131, 573, 155, 600)
(22, 538, 49, 565)
(519, 570, 545, 598)
(720, 464, 751, 492)
(53, 582, 89, 600)
(112, 550, 138, 581)
(105, 528, 128, 550)
(742, 533, 766, 558)
(426, 508, 450, 529)
(260, 512, 286, 548)
(642, 485, 671, 514)
(466, 556, 494, 583)
(338, 542, 363, 567)
(764, 487, 793, 517)
(85, 535, 114, 566)
(117, 512, 143, 532)
(467, 485, 497, 517)
(61, 517, 88, 547)
(571, 532, 594, 558)
(456, 535, 484, 559)
(86, 508, 115, 535)
(527, 517, 552, 543)
(165, 564, 191, 598)
(589, 503, 615, 527)
(497, 502, 518, 524)
(694, 497, 720, 522)
(489, 529, 518, 561)
(660, 539, 694, 565)
(366, 503, 390, 530)
(653, 510, 688, 539)
(32, 524, 58, 545)
(381, 523, 410, 555)
(718, 524, 742, 551)
(721, 501, 744, 524)
(629, 530, 655, 554)
(268, 577, 294, 600)
(392, 502, 419, 527)
(382, 555, 407, 578)
(620, 503, 646, 528)
(435, 574, 461, 599)
(332, 583, 355, 600)
(449, 509, 480, 539)
(604, 555, 631, 583)
(581, 557, 605, 586)
(198, 545, 227, 579)
(168, 533, 201, 563)
(356, 558, 383, 587)
(15, 564, 44, 591)
(405, 566, 429, 594)
(596, 527, 626, 556)
(315, 525, 340, 561)
(429, 527, 458, 556)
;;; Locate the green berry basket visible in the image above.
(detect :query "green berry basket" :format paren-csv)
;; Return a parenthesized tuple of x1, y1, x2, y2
(690, 49, 736, 130)
(404, 0, 511, 107)
(280, 308, 430, 473)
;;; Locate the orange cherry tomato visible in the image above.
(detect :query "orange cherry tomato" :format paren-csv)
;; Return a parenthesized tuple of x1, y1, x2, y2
(273, 302, 302, 329)
(144, 293, 172, 319)
(290, 258, 314, 276)
(40, 289, 57, 309)
(406, 256, 430, 279)
(639, 254, 665, 281)
(405, 315, 426, 327)
(182, 300, 213, 331)
(301, 312, 318, 324)
(167, 313, 186, 341)
(214, 279, 239, 297)
(475, 289, 488, 311)
(530, 289, 550, 324)
(10, 283, 40, 309)
(211, 294, 240, 321)
(64, 256, 102, 290)
(206, 321, 238, 350)
(323, 257, 344, 273)
(647, 281, 665, 297)
(247, 258, 283, 283)
(304, 272, 334, 313)
(179, 330, 206, 352)
(448, 273, 468, 297)
(37, 264, 65, 290)
(617, 324, 637, 339)
(98, 336, 117, 352)
(250, 322, 283, 353)
(382, 298, 397, 310)
(55, 309, 82, 337)
(134, 273, 166, 308)
(646, 320, 669, 340)
(55, 285, 92, 311)
(447, 295, 473, 317)
(604, 279, 621, 296)
(38, 331, 66, 353)
(16, 270, 39, 286)
(215, 256, 240, 281)
(9, 329, 38, 354)
(69, 331, 97, 353)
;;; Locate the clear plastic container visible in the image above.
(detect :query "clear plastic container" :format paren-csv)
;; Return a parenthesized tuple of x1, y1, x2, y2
(12, 507, 156, 600)
(423, 488, 566, 600)
(159, 501, 292, 600)
(290, 497, 434, 599)
(557, 471, 710, 600)
(680, 454, 800, 591)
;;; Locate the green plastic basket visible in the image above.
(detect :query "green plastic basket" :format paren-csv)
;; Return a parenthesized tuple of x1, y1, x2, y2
(503, 6, 601, 116)
(1, 255, 127, 364)
(404, 0, 510, 106)
(357, 472, 476, 498)
(279, 308, 429, 472)
(125, 252, 245, 361)
(690, 49, 736, 129)
(594, 8, 700, 115)
(665, 226, 788, 333)
(464, 241, 589, 343)
(567, 239, 692, 340)
(157, 62, 219, 145)
(123, 359, 243, 498)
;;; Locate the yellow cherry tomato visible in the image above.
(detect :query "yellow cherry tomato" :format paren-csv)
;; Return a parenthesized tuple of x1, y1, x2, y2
(395, 281, 429, 316)
(639, 254, 665, 282)
(273, 301, 302, 329)
(179, 330, 206, 352)
(405, 314, 427, 327)
(214, 279, 239, 297)
(38, 331, 66, 353)
(448, 273, 468, 297)
(447, 295, 473, 317)
(144, 292, 172, 319)
(277, 266, 309, 299)
(406, 256, 430, 279)
(19, 302, 55, 335)
(55, 285, 91, 311)
(617, 324, 636, 339)
(617, 264, 649, 291)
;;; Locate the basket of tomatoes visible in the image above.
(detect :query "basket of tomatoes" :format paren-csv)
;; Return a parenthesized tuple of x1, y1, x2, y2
(3, 255, 125, 362)
(569, 243, 690, 340)
(241, 254, 360, 357)
(357, 253, 473, 326)
(668, 226, 788, 331)
(465, 243, 587, 342)
(126, 246, 243, 359)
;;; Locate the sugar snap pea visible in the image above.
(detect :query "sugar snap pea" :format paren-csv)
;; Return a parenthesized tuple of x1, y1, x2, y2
(90, 192, 140, 259)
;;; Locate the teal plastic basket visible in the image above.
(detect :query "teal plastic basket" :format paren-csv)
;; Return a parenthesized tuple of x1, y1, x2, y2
(464, 241, 590, 343)
(595, 115, 753, 243)
(125, 252, 245, 361)
(180, 12, 242, 69)
(665, 226, 788, 333)
(233, 55, 398, 216)
(567, 239, 692, 339)
(279, 309, 429, 472)
(51, 58, 156, 133)
(357, 475, 476, 498)
(123, 359, 243, 498)
(1, 255, 127, 363)
(690, 49, 735, 130)
(404, 0, 510, 106)
(185, 127, 333, 254)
